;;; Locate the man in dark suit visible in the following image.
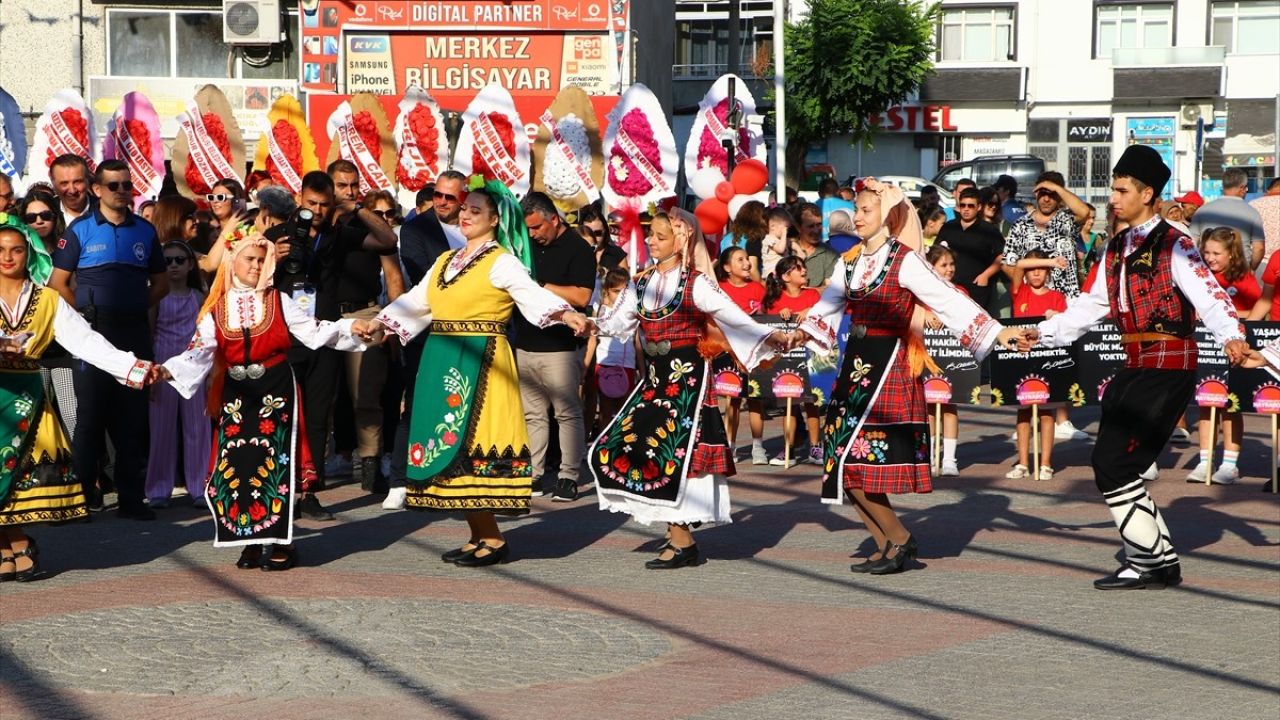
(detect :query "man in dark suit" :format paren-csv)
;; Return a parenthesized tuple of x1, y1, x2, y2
(384, 170, 467, 509)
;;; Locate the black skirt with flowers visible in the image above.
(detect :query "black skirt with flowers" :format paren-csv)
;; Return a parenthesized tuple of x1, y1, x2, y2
(591, 345, 733, 505)
(206, 361, 298, 547)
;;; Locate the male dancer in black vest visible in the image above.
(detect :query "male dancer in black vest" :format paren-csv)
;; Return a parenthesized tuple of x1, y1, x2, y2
(1020, 145, 1248, 589)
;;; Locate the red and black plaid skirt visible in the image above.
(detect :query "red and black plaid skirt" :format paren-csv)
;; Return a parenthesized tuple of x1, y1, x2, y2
(838, 339, 932, 495)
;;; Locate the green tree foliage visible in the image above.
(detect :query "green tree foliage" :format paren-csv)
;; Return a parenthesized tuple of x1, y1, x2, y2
(782, 0, 940, 179)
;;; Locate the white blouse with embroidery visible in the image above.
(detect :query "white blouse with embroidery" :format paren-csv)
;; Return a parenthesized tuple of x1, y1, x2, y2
(374, 241, 573, 345)
(1, 282, 151, 388)
(797, 242, 1004, 361)
(163, 292, 363, 399)
(593, 266, 777, 372)
(1037, 215, 1246, 348)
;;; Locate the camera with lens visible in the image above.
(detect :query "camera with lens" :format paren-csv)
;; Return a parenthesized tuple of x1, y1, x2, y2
(266, 207, 315, 281)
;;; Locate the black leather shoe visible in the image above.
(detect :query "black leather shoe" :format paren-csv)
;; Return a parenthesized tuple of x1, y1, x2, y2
(645, 543, 701, 569)
(116, 505, 156, 521)
(868, 536, 918, 575)
(1093, 565, 1170, 590)
(441, 544, 479, 563)
(296, 493, 335, 521)
(13, 537, 40, 582)
(261, 545, 297, 572)
(236, 545, 264, 569)
(453, 541, 509, 567)
(0, 555, 15, 582)
(1164, 563, 1183, 587)
(551, 478, 579, 503)
(850, 544, 887, 574)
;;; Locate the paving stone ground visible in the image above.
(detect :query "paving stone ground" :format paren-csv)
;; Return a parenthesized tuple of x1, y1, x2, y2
(2, 404, 1278, 720)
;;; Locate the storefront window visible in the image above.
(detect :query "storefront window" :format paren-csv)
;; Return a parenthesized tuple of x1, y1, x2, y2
(938, 6, 1016, 62)
(1211, 1, 1280, 54)
(109, 11, 172, 77)
(674, 14, 774, 77)
(108, 9, 296, 80)
(1095, 3, 1173, 58)
(176, 13, 231, 78)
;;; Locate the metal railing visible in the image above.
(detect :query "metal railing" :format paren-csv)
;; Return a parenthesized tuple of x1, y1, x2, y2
(673, 63, 762, 79)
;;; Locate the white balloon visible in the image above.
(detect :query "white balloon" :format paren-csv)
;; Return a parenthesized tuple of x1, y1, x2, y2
(689, 166, 726, 200)
(727, 194, 749, 221)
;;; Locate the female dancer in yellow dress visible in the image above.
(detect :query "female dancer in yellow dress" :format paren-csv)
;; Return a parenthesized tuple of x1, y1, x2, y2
(356, 178, 591, 567)
(0, 213, 153, 581)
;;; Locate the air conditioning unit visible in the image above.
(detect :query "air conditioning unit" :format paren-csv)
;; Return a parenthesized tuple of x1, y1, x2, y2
(223, 0, 281, 45)
(1180, 102, 1213, 128)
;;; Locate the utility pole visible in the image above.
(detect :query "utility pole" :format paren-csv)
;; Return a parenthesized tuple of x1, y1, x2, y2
(728, 1, 741, 76)
(773, 0, 786, 197)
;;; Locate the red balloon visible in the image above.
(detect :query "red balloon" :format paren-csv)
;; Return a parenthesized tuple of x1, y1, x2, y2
(714, 181, 735, 204)
(695, 199, 729, 235)
(730, 158, 769, 195)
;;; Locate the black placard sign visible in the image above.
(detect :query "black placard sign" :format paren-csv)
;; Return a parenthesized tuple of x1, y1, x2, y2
(1193, 325, 1232, 408)
(922, 327, 983, 405)
(1072, 321, 1125, 406)
(990, 317, 1078, 406)
(1228, 322, 1280, 414)
(756, 314, 811, 401)
(1067, 118, 1113, 143)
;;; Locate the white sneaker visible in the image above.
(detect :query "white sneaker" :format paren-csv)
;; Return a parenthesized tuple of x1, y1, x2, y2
(1170, 427, 1192, 445)
(382, 487, 407, 510)
(940, 462, 959, 477)
(768, 453, 798, 468)
(751, 446, 769, 465)
(1209, 465, 1240, 485)
(1185, 462, 1209, 483)
(1139, 462, 1160, 482)
(807, 446, 824, 465)
(1005, 463, 1030, 479)
(1037, 466, 1054, 481)
(1055, 421, 1088, 441)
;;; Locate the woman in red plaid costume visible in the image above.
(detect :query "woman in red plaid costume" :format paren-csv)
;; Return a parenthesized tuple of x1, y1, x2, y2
(795, 180, 1021, 575)
(590, 209, 790, 569)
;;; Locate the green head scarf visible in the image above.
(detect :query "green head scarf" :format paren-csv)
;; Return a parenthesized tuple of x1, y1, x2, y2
(0, 211, 53, 285)
(468, 175, 535, 281)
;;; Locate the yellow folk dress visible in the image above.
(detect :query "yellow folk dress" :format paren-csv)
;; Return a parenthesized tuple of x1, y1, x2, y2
(0, 284, 150, 524)
(376, 242, 571, 514)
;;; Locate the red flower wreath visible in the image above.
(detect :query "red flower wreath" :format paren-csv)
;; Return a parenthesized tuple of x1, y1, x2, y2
(45, 108, 92, 169)
(471, 113, 515, 182)
(696, 99, 750, 176)
(352, 110, 383, 161)
(607, 108, 660, 197)
(265, 119, 303, 188)
(121, 119, 154, 196)
(397, 105, 440, 191)
(183, 112, 232, 197)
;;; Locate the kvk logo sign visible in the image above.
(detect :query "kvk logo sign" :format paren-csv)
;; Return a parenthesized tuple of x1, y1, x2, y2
(349, 37, 389, 54)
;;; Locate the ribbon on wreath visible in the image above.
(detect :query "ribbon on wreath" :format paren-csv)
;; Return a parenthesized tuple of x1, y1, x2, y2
(179, 102, 240, 187)
(702, 105, 748, 163)
(337, 116, 392, 195)
(472, 112, 524, 186)
(540, 111, 599, 200)
(47, 110, 96, 171)
(262, 118, 303, 193)
(615, 125, 667, 193)
(111, 120, 161, 198)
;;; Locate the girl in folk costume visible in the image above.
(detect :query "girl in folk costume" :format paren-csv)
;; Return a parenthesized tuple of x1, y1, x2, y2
(792, 180, 1021, 575)
(156, 227, 366, 571)
(590, 209, 792, 569)
(0, 215, 154, 582)
(353, 179, 592, 567)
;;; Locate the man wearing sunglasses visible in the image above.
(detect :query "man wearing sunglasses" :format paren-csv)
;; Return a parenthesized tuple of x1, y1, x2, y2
(48, 159, 167, 520)
(935, 187, 1006, 307)
(0, 174, 13, 214)
(384, 170, 467, 509)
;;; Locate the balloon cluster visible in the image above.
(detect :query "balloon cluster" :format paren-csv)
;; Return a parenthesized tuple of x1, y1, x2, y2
(691, 158, 769, 236)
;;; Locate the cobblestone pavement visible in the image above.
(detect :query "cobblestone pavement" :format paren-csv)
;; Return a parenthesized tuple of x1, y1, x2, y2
(2, 405, 1278, 720)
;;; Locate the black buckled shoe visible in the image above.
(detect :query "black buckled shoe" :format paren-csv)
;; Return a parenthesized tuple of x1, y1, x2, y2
(441, 543, 480, 563)
(13, 537, 41, 582)
(645, 542, 701, 569)
(261, 544, 298, 572)
(453, 541, 509, 567)
(867, 536, 918, 575)
(850, 544, 887, 574)
(1093, 565, 1172, 590)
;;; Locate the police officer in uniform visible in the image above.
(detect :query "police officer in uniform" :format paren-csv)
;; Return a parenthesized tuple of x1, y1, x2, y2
(49, 160, 167, 519)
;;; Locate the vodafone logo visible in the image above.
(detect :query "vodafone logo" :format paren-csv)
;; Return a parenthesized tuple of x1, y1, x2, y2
(586, 3, 601, 17)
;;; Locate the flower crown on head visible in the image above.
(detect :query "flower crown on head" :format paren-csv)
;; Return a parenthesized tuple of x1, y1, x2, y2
(222, 222, 256, 250)
(468, 174, 486, 192)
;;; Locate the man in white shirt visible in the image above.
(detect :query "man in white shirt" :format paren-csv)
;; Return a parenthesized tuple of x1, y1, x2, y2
(1020, 145, 1249, 590)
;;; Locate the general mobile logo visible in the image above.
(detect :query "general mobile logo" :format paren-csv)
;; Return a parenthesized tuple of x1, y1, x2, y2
(349, 37, 389, 54)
